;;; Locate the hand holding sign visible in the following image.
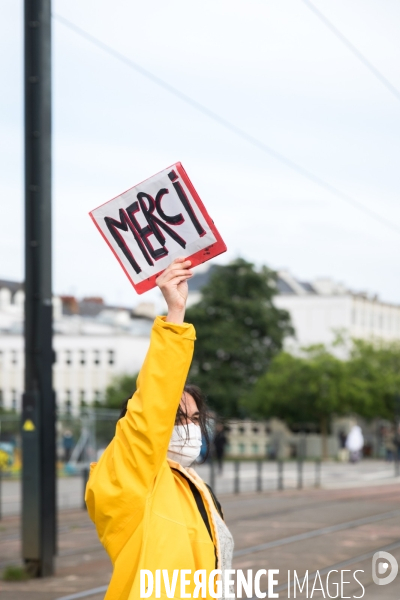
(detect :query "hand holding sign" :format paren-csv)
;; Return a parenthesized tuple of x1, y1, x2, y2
(89, 163, 226, 294)
(156, 258, 193, 324)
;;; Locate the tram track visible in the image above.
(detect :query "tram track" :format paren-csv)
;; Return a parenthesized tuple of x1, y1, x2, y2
(3, 505, 399, 569)
(225, 491, 400, 526)
(54, 537, 400, 600)
(1, 486, 398, 550)
(264, 539, 400, 597)
(232, 507, 400, 557)
(51, 506, 400, 600)
(1, 485, 398, 545)
(2, 485, 399, 599)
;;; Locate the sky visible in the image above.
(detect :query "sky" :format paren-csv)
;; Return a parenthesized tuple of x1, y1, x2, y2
(1, 0, 400, 308)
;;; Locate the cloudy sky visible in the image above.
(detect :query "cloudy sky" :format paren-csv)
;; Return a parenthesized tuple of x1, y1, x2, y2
(2, 0, 400, 308)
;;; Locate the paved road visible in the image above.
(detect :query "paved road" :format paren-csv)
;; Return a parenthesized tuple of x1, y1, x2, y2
(196, 458, 400, 494)
(0, 480, 399, 599)
(1, 459, 398, 516)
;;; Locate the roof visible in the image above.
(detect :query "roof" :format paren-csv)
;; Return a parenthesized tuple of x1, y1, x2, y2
(188, 266, 316, 297)
(188, 265, 218, 292)
(298, 281, 316, 294)
(0, 280, 23, 297)
(276, 278, 297, 295)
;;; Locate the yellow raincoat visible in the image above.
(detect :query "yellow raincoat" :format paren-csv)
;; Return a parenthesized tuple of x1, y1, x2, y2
(86, 317, 221, 599)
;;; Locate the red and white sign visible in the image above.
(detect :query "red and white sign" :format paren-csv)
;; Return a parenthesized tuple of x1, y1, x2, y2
(89, 163, 227, 294)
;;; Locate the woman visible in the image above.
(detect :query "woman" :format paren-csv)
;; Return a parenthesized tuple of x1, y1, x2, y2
(345, 424, 364, 463)
(86, 258, 234, 599)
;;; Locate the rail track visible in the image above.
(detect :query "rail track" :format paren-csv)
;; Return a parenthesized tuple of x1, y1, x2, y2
(52, 503, 400, 600)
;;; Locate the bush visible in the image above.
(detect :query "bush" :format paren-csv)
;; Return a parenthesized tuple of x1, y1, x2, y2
(2, 565, 29, 581)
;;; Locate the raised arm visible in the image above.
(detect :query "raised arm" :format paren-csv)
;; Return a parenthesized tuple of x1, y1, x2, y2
(85, 258, 193, 554)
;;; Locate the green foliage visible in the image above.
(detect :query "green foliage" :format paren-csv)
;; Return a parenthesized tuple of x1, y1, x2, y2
(0, 408, 19, 440)
(243, 339, 400, 432)
(2, 565, 29, 581)
(344, 339, 400, 420)
(104, 373, 138, 410)
(185, 259, 293, 417)
(0, 407, 17, 415)
(243, 346, 345, 428)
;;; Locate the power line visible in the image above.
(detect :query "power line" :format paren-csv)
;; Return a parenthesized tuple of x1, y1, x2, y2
(53, 13, 400, 237)
(301, 0, 400, 104)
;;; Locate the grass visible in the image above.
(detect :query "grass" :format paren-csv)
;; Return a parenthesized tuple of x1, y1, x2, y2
(2, 565, 29, 581)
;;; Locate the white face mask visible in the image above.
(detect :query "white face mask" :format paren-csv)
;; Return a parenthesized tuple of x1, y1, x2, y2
(167, 423, 202, 467)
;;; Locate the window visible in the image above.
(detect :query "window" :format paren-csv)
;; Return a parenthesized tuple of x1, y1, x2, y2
(238, 443, 245, 454)
(252, 443, 259, 454)
(11, 350, 17, 365)
(80, 350, 86, 366)
(108, 350, 115, 366)
(65, 390, 72, 414)
(65, 350, 72, 366)
(94, 350, 100, 366)
(11, 389, 17, 410)
(93, 390, 101, 402)
(79, 390, 85, 403)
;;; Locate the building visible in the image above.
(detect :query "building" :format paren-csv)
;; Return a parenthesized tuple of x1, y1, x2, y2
(225, 418, 340, 459)
(187, 267, 400, 349)
(274, 270, 400, 348)
(2, 266, 400, 414)
(0, 279, 153, 413)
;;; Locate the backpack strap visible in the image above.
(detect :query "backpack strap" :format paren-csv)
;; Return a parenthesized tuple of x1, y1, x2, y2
(205, 483, 224, 520)
(171, 468, 218, 568)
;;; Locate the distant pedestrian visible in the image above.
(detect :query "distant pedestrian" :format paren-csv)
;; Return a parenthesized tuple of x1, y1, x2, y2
(339, 430, 347, 448)
(213, 422, 228, 472)
(394, 424, 400, 461)
(346, 425, 364, 463)
(62, 430, 74, 463)
(338, 430, 348, 462)
(383, 426, 396, 461)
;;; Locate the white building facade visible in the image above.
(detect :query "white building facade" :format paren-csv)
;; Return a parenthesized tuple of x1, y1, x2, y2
(0, 280, 152, 413)
(187, 267, 400, 350)
(274, 271, 400, 349)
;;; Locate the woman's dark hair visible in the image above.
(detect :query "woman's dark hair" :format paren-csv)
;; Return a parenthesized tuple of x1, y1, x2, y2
(178, 384, 210, 462)
(118, 384, 210, 462)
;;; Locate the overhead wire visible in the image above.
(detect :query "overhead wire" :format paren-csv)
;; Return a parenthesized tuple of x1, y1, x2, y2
(53, 13, 400, 237)
(300, 0, 400, 104)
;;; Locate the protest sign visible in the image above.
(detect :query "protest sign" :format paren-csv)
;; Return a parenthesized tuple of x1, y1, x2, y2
(89, 163, 227, 294)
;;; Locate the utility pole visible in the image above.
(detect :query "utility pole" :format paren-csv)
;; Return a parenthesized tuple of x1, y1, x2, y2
(22, 0, 56, 577)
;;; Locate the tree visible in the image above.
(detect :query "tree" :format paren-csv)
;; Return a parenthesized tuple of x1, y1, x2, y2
(185, 259, 293, 417)
(243, 338, 400, 458)
(344, 339, 400, 421)
(103, 373, 138, 410)
(243, 346, 346, 457)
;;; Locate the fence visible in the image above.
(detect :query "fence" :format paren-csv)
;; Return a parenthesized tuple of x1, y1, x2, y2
(205, 457, 322, 495)
(196, 455, 400, 497)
